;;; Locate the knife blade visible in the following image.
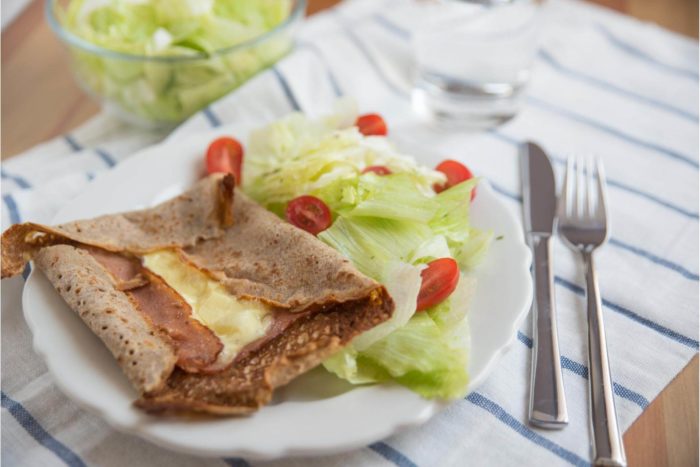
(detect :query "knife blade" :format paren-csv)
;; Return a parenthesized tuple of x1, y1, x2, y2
(522, 143, 557, 235)
(520, 142, 568, 429)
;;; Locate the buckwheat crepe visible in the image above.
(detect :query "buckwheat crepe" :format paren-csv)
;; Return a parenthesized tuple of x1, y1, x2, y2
(1, 175, 394, 415)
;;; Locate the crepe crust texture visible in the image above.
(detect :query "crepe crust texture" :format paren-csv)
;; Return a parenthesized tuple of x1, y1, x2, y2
(1, 174, 395, 415)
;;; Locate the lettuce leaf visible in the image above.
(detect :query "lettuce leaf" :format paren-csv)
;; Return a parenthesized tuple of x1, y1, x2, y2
(243, 107, 490, 400)
(56, 0, 294, 124)
(245, 103, 446, 206)
(351, 261, 423, 351)
(318, 216, 432, 279)
(323, 274, 474, 399)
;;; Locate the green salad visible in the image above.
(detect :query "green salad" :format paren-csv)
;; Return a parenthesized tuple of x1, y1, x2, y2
(54, 0, 294, 124)
(234, 102, 493, 399)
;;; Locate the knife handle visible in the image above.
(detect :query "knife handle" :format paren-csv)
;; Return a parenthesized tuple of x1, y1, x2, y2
(528, 235, 568, 429)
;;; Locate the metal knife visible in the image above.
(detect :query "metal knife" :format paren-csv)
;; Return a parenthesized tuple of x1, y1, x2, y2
(520, 142, 568, 429)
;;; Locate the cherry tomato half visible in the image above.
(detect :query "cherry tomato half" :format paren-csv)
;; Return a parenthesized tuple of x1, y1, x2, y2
(433, 159, 475, 200)
(362, 165, 392, 176)
(285, 195, 332, 235)
(416, 258, 460, 312)
(206, 137, 244, 185)
(356, 113, 388, 136)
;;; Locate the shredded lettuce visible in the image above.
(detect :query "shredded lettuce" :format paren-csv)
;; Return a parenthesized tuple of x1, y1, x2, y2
(55, 0, 294, 124)
(244, 105, 491, 400)
(323, 274, 474, 399)
(318, 216, 432, 280)
(315, 172, 491, 272)
(351, 261, 424, 351)
(245, 101, 446, 205)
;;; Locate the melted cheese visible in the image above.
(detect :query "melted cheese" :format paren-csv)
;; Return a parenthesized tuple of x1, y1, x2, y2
(142, 250, 272, 364)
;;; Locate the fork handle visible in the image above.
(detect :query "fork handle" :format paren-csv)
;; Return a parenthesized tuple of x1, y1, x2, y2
(583, 250, 627, 467)
(528, 235, 568, 428)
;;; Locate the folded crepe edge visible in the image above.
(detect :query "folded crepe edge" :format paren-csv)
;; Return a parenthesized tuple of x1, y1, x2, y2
(134, 288, 393, 415)
(1, 174, 235, 279)
(33, 243, 393, 414)
(35, 244, 178, 395)
(0, 174, 235, 395)
(2, 173, 398, 415)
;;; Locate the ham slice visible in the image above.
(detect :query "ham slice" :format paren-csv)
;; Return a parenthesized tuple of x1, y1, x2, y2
(1, 174, 395, 415)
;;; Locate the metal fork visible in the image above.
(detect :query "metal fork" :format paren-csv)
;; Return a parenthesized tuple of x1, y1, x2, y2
(558, 156, 627, 467)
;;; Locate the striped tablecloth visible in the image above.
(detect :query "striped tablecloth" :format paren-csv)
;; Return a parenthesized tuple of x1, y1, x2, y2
(2, 0, 698, 465)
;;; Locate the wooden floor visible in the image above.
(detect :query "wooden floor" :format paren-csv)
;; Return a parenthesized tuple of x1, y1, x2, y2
(1, 1, 698, 466)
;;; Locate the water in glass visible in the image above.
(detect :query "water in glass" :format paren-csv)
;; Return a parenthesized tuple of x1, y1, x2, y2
(412, 0, 542, 128)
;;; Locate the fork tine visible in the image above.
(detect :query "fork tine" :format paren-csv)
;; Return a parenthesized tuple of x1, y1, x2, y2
(585, 156, 595, 219)
(594, 157, 608, 223)
(575, 156, 584, 219)
(559, 156, 573, 219)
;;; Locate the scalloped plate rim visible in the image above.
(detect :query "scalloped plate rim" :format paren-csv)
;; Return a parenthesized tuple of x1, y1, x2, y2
(21, 127, 532, 459)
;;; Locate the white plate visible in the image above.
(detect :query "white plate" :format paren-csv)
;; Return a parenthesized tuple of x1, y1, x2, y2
(22, 128, 532, 459)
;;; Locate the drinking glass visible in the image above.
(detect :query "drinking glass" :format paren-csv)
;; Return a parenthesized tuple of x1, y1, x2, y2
(411, 0, 543, 128)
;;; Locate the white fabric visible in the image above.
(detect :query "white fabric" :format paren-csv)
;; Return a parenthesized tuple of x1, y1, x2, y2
(2, 1, 698, 465)
(1, 0, 31, 30)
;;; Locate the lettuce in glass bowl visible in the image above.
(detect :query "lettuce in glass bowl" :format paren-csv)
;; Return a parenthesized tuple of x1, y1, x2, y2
(46, 0, 304, 128)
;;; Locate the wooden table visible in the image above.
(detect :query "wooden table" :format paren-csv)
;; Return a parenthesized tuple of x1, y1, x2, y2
(2, 1, 698, 466)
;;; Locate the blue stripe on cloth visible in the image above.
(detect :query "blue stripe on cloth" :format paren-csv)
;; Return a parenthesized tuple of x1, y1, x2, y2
(271, 67, 302, 112)
(372, 13, 411, 40)
(613, 383, 651, 409)
(561, 356, 589, 379)
(63, 134, 82, 152)
(222, 458, 250, 467)
(537, 49, 698, 122)
(94, 149, 117, 168)
(553, 276, 700, 350)
(64, 134, 118, 168)
(489, 182, 522, 203)
(297, 42, 344, 97)
(517, 331, 533, 348)
(604, 178, 699, 220)
(1, 168, 31, 189)
(203, 107, 222, 128)
(359, 16, 700, 219)
(562, 357, 650, 408)
(516, 332, 650, 408)
(371, 14, 698, 123)
(369, 442, 418, 467)
(608, 237, 699, 281)
(334, 12, 408, 98)
(465, 392, 589, 467)
(22, 264, 32, 281)
(594, 23, 700, 81)
(527, 96, 699, 169)
(487, 178, 699, 282)
(1, 391, 87, 467)
(3, 194, 21, 224)
(369, 13, 699, 168)
(488, 131, 699, 220)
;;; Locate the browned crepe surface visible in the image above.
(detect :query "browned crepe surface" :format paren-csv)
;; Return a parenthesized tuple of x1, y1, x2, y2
(1, 174, 394, 415)
(87, 246, 224, 373)
(137, 290, 391, 415)
(183, 192, 380, 312)
(34, 245, 177, 395)
(1, 174, 234, 279)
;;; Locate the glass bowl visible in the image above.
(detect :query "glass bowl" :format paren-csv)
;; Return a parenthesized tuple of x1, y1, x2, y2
(46, 0, 306, 128)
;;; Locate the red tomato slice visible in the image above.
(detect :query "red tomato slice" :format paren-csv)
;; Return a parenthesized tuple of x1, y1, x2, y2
(206, 137, 244, 185)
(433, 159, 476, 200)
(285, 195, 332, 235)
(416, 258, 460, 312)
(356, 113, 388, 136)
(362, 165, 392, 176)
